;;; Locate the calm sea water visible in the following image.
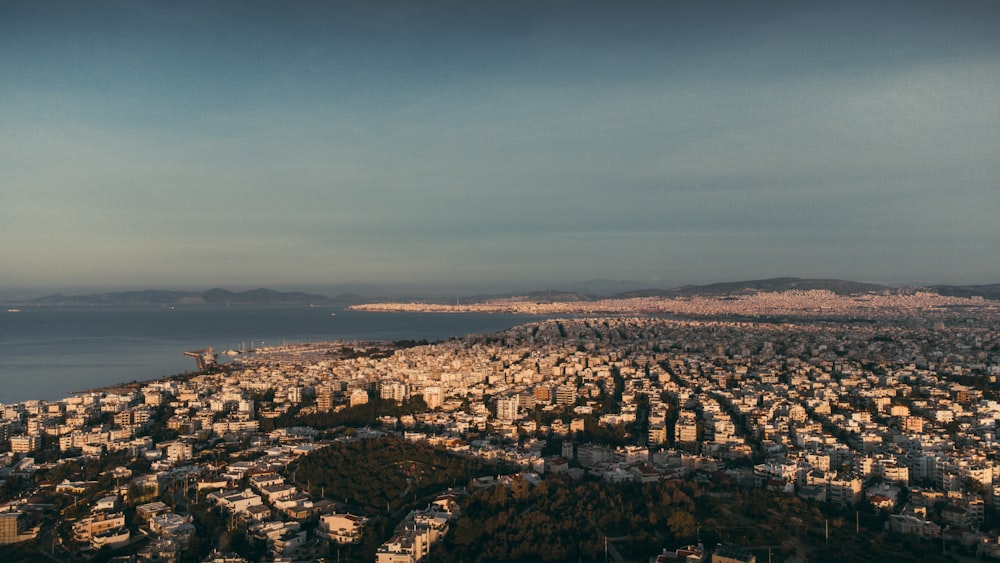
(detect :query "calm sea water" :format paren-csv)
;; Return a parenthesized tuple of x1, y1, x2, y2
(0, 306, 542, 403)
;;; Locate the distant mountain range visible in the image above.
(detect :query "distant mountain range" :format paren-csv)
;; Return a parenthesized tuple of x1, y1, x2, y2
(23, 288, 348, 307)
(11, 278, 1000, 306)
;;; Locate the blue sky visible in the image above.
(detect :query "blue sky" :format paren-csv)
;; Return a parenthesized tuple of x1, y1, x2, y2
(3, 1, 999, 296)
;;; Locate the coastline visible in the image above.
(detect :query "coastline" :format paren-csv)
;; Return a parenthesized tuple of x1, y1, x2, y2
(0, 308, 546, 404)
(69, 370, 202, 397)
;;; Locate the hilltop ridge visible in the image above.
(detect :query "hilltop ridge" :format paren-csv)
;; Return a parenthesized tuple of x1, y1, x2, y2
(611, 277, 892, 299)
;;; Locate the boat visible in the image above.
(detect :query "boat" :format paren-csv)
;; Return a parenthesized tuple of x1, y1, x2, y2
(7, 309, 20, 313)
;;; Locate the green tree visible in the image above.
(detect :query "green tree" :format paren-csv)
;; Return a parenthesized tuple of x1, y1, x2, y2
(667, 510, 698, 539)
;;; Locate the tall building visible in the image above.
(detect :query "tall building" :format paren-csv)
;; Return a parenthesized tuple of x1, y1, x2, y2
(380, 382, 409, 404)
(423, 387, 443, 410)
(555, 385, 577, 405)
(675, 412, 698, 444)
(316, 386, 334, 412)
(517, 392, 535, 410)
(534, 386, 553, 404)
(495, 397, 519, 422)
(350, 389, 369, 408)
(562, 441, 575, 460)
(10, 435, 39, 454)
(648, 425, 667, 446)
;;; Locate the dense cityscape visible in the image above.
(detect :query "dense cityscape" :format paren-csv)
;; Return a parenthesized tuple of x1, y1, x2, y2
(2, 289, 1000, 562)
(6, 1, 998, 562)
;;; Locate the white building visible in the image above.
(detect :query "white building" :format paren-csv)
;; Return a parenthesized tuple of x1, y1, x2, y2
(350, 389, 369, 407)
(318, 513, 367, 544)
(496, 397, 519, 422)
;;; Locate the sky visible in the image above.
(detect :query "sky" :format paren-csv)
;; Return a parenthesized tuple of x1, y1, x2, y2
(2, 1, 999, 297)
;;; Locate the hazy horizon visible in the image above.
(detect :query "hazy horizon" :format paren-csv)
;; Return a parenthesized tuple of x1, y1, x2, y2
(3, 1, 999, 293)
(3, 274, 998, 303)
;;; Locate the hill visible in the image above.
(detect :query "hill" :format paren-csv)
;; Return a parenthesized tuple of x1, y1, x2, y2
(522, 289, 594, 302)
(611, 277, 892, 299)
(930, 283, 1000, 301)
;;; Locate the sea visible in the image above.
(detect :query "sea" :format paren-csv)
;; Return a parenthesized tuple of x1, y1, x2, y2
(0, 306, 545, 404)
